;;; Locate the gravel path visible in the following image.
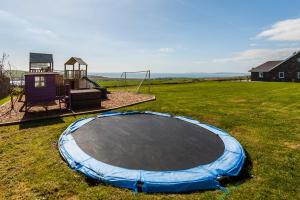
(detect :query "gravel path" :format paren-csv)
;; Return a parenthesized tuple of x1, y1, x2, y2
(0, 91, 155, 124)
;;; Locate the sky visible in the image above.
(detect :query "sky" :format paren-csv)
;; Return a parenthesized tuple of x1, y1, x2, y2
(1, 0, 300, 73)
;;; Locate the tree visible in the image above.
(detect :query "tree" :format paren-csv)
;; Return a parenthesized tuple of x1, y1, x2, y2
(0, 53, 9, 76)
(0, 52, 18, 111)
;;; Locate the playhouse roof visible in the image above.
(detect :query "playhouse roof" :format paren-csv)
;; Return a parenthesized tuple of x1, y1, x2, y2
(65, 57, 87, 65)
(30, 53, 53, 63)
(24, 72, 59, 76)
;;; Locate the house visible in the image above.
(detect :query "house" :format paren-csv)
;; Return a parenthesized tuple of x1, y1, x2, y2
(249, 51, 300, 82)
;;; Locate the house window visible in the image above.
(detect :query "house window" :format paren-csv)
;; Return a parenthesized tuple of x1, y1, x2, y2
(259, 72, 264, 78)
(278, 72, 285, 79)
(298, 72, 300, 79)
(34, 76, 46, 87)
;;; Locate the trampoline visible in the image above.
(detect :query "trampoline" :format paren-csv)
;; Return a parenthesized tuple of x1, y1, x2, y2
(59, 111, 245, 193)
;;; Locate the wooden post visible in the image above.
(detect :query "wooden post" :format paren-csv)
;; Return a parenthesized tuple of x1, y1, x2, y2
(85, 64, 88, 88)
(125, 72, 127, 88)
(64, 64, 66, 78)
(10, 94, 14, 110)
(72, 64, 74, 79)
(78, 64, 81, 78)
(148, 70, 151, 93)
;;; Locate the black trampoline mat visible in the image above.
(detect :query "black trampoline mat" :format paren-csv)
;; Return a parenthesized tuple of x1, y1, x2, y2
(73, 114, 225, 171)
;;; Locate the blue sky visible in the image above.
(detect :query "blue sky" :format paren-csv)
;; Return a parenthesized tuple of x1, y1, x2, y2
(1, 0, 300, 73)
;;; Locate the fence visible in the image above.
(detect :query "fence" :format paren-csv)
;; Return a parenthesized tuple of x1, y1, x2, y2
(0, 75, 10, 99)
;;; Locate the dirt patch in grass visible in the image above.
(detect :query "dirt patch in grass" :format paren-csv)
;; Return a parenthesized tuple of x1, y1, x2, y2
(284, 142, 300, 150)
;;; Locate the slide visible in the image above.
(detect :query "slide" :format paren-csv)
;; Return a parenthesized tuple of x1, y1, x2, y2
(82, 76, 104, 88)
(82, 76, 108, 99)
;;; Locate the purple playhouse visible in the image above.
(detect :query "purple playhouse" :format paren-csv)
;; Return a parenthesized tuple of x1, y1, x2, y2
(21, 53, 106, 112)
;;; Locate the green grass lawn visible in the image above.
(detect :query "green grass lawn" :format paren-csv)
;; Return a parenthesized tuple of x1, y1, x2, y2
(0, 96, 10, 106)
(96, 77, 247, 88)
(0, 81, 299, 199)
(96, 78, 201, 88)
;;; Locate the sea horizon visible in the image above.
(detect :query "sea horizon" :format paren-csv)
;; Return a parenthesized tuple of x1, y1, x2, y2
(89, 72, 249, 79)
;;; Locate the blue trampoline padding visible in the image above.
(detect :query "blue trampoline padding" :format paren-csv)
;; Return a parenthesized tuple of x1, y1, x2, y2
(58, 111, 245, 193)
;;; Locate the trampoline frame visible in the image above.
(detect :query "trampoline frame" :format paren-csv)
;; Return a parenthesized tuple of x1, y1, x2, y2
(58, 111, 245, 193)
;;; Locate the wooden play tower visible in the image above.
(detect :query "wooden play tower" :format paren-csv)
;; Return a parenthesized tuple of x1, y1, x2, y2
(64, 57, 88, 89)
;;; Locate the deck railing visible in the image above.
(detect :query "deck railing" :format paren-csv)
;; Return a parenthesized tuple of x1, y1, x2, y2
(29, 67, 52, 73)
(64, 70, 87, 79)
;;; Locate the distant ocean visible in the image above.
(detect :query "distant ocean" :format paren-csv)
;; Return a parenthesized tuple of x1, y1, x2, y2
(89, 72, 249, 79)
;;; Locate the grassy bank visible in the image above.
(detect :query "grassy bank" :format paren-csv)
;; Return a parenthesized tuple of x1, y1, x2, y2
(0, 96, 10, 106)
(0, 81, 299, 199)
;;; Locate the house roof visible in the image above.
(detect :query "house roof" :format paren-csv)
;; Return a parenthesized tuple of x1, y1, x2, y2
(249, 51, 300, 72)
(30, 53, 53, 63)
(249, 61, 283, 72)
(65, 57, 87, 65)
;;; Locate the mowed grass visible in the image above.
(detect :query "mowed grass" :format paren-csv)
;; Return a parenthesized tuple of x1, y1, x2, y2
(97, 78, 201, 88)
(96, 77, 247, 88)
(0, 96, 10, 106)
(0, 81, 299, 199)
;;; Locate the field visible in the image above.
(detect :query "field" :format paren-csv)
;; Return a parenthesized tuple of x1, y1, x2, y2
(95, 76, 248, 88)
(0, 81, 299, 199)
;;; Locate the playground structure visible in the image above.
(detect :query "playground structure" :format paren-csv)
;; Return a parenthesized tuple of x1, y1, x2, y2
(29, 53, 54, 73)
(64, 57, 88, 89)
(19, 53, 106, 112)
(0, 52, 155, 125)
(1, 52, 152, 115)
(20, 72, 67, 112)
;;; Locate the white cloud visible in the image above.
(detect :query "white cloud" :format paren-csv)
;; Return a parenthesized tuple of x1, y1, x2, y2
(158, 47, 175, 53)
(213, 48, 299, 63)
(191, 48, 300, 72)
(257, 18, 300, 41)
(249, 43, 258, 47)
(0, 9, 57, 40)
(27, 28, 57, 39)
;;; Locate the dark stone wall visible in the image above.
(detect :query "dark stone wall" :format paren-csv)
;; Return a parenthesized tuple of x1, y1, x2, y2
(0, 76, 10, 99)
(269, 53, 300, 82)
(251, 72, 272, 81)
(251, 72, 260, 81)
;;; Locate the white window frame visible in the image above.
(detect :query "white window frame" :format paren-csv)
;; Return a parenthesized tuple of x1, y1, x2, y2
(297, 72, 300, 79)
(34, 76, 46, 88)
(278, 72, 285, 79)
(259, 72, 264, 78)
